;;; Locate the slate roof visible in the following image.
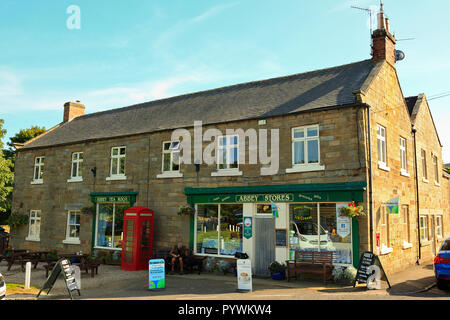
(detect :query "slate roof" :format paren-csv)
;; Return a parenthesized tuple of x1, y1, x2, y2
(22, 59, 375, 150)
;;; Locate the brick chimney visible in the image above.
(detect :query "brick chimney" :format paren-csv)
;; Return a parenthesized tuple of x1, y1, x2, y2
(63, 101, 85, 123)
(371, 1, 396, 66)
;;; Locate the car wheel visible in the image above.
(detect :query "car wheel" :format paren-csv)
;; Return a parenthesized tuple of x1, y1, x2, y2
(437, 279, 448, 290)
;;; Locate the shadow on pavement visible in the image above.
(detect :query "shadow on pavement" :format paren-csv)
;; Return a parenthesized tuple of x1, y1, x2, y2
(388, 276, 436, 296)
(317, 286, 368, 293)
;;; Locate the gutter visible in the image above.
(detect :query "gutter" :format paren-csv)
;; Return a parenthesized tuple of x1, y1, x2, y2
(412, 125, 422, 263)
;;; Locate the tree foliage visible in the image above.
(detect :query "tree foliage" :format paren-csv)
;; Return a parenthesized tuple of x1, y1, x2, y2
(0, 120, 14, 217)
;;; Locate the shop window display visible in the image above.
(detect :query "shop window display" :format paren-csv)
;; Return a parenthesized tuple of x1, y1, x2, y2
(96, 203, 127, 249)
(289, 203, 352, 265)
(196, 204, 243, 256)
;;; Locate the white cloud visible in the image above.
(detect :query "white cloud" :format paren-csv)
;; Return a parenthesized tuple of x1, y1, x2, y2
(0, 68, 23, 97)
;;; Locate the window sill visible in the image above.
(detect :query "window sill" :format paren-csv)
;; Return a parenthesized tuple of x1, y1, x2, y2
(30, 180, 43, 185)
(211, 170, 243, 177)
(420, 241, 431, 247)
(67, 177, 83, 183)
(378, 163, 391, 172)
(380, 245, 393, 255)
(422, 178, 429, 184)
(93, 246, 122, 251)
(25, 237, 40, 242)
(286, 164, 325, 174)
(194, 252, 238, 259)
(402, 241, 413, 250)
(106, 175, 127, 181)
(400, 171, 410, 178)
(434, 181, 440, 187)
(63, 239, 81, 245)
(157, 171, 183, 179)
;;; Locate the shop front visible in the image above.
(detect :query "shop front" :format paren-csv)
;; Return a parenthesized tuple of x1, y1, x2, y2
(89, 192, 138, 255)
(185, 182, 366, 275)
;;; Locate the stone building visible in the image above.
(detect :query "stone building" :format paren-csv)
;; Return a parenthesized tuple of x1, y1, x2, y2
(10, 5, 449, 275)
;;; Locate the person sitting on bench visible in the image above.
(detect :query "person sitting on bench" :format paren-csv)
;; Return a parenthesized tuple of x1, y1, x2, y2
(170, 242, 188, 275)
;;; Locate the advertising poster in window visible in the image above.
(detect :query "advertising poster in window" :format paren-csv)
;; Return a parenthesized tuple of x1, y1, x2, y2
(336, 204, 351, 238)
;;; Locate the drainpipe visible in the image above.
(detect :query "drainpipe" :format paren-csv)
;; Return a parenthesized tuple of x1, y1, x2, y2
(366, 104, 374, 253)
(360, 103, 374, 253)
(412, 125, 422, 264)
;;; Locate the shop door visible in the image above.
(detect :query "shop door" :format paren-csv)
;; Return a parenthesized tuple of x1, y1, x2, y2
(254, 217, 275, 276)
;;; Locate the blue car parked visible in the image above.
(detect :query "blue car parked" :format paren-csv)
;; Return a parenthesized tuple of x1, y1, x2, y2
(434, 238, 450, 290)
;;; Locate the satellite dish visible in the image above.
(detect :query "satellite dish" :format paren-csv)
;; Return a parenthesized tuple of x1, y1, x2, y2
(395, 50, 405, 62)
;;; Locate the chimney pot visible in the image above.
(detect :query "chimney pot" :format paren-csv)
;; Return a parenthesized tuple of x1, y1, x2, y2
(63, 101, 85, 123)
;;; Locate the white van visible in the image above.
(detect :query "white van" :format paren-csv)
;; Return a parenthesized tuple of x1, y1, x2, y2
(290, 221, 335, 251)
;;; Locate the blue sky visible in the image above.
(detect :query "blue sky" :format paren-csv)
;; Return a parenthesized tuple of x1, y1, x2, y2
(0, 0, 449, 161)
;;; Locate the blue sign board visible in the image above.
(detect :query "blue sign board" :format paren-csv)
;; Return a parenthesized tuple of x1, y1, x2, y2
(149, 259, 165, 290)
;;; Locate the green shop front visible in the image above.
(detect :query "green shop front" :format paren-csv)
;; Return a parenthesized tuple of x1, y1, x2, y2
(185, 182, 366, 276)
(89, 192, 138, 257)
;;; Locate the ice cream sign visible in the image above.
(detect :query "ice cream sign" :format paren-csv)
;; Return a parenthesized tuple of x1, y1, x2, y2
(336, 203, 351, 238)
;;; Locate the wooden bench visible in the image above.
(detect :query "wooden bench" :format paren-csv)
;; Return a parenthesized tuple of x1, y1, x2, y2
(285, 251, 334, 284)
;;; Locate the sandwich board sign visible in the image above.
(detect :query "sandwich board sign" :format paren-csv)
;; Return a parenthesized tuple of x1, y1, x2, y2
(353, 251, 391, 289)
(149, 259, 165, 290)
(237, 259, 252, 292)
(37, 258, 81, 300)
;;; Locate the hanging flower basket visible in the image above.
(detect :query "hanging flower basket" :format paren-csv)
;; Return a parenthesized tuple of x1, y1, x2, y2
(81, 205, 95, 215)
(339, 202, 365, 218)
(177, 205, 195, 216)
(7, 213, 29, 228)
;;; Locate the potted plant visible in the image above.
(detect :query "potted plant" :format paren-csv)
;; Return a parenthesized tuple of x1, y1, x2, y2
(217, 260, 231, 275)
(178, 205, 195, 216)
(338, 202, 365, 218)
(268, 261, 286, 280)
(333, 266, 357, 285)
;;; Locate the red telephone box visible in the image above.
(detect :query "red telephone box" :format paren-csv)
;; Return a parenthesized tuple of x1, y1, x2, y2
(121, 207, 154, 271)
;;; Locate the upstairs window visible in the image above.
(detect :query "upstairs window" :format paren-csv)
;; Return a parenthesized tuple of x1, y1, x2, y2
(400, 137, 408, 175)
(421, 149, 428, 181)
(377, 125, 387, 168)
(433, 154, 439, 185)
(292, 125, 320, 166)
(70, 152, 83, 181)
(217, 135, 239, 170)
(109, 146, 126, 178)
(162, 141, 181, 172)
(32, 157, 45, 183)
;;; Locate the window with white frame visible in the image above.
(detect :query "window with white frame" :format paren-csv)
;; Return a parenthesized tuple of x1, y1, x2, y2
(419, 215, 428, 241)
(33, 157, 45, 182)
(433, 154, 439, 184)
(421, 149, 428, 181)
(400, 137, 408, 175)
(162, 141, 180, 172)
(380, 205, 390, 247)
(109, 146, 126, 178)
(27, 210, 41, 241)
(70, 152, 83, 180)
(436, 216, 443, 239)
(64, 211, 80, 243)
(292, 125, 320, 165)
(217, 135, 239, 170)
(401, 205, 411, 245)
(377, 124, 387, 168)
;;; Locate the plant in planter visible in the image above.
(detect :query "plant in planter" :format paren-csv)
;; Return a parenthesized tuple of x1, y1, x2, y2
(177, 205, 195, 216)
(7, 213, 28, 228)
(45, 249, 58, 261)
(217, 260, 230, 274)
(204, 257, 218, 272)
(268, 261, 286, 280)
(333, 266, 357, 285)
(339, 202, 365, 218)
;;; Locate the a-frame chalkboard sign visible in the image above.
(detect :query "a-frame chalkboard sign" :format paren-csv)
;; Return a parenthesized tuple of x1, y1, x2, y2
(353, 251, 391, 289)
(37, 258, 81, 300)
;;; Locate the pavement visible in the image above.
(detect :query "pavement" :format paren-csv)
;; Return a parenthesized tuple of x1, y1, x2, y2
(0, 260, 448, 300)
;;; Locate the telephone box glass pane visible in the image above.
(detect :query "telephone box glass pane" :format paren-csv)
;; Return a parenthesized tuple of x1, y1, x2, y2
(196, 205, 219, 254)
